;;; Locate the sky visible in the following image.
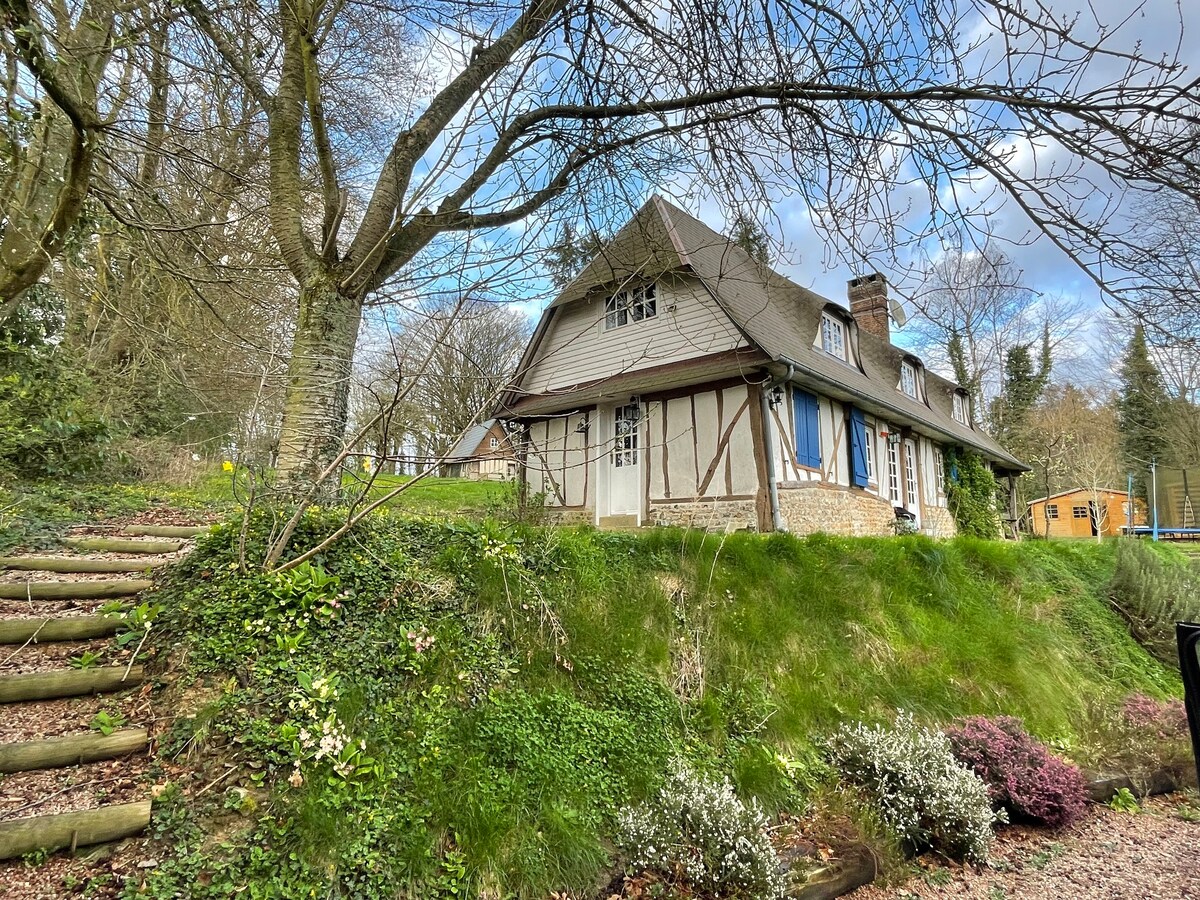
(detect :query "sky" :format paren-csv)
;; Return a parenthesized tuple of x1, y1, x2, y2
(671, 0, 1198, 368)
(354, 0, 1198, 390)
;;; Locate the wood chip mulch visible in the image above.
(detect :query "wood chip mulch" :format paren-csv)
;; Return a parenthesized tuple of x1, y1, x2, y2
(0, 756, 149, 823)
(0, 638, 118, 675)
(852, 794, 1200, 899)
(0, 599, 113, 619)
(3, 684, 154, 743)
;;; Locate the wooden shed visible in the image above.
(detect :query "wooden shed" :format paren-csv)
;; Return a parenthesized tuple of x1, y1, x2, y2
(1028, 488, 1146, 538)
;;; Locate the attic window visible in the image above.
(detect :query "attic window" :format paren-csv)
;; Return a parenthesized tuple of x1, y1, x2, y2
(489, 437, 499, 449)
(900, 361, 918, 398)
(952, 392, 969, 424)
(605, 283, 657, 329)
(820, 312, 846, 360)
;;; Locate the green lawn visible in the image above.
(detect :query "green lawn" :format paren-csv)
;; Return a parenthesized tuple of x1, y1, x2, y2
(341, 473, 514, 514)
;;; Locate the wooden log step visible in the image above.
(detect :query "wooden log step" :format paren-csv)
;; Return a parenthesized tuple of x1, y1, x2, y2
(0, 666, 144, 703)
(0, 556, 166, 574)
(0, 728, 148, 774)
(0, 800, 151, 861)
(0, 616, 118, 644)
(64, 537, 182, 554)
(120, 524, 211, 538)
(0, 580, 152, 601)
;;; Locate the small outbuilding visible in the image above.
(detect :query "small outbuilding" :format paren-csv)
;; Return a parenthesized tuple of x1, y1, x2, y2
(444, 420, 516, 480)
(1028, 488, 1145, 538)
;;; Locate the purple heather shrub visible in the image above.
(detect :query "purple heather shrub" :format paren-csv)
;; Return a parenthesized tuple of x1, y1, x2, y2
(945, 716, 1088, 829)
(1120, 694, 1189, 740)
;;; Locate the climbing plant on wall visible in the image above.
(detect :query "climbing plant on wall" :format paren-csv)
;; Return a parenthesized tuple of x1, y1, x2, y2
(944, 448, 1000, 538)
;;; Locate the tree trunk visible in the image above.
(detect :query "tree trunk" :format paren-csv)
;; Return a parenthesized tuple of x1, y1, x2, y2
(275, 276, 364, 487)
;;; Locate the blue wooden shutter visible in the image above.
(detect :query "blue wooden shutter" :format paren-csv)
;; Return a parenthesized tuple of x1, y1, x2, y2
(849, 406, 869, 487)
(793, 389, 821, 469)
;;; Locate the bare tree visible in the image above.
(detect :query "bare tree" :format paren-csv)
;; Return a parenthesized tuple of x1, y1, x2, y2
(33, 0, 1193, 489)
(352, 297, 531, 468)
(907, 246, 1081, 412)
(0, 0, 120, 319)
(1029, 384, 1122, 540)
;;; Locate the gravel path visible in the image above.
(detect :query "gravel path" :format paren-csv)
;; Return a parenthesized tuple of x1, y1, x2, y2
(853, 794, 1200, 899)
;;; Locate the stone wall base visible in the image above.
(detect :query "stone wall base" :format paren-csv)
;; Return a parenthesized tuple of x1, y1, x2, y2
(921, 506, 957, 538)
(777, 485, 897, 537)
(649, 499, 759, 531)
(541, 507, 594, 526)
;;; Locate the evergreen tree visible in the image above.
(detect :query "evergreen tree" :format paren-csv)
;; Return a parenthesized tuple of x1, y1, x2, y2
(544, 223, 608, 289)
(1117, 324, 1170, 499)
(730, 214, 772, 265)
(989, 340, 1051, 453)
(947, 328, 978, 404)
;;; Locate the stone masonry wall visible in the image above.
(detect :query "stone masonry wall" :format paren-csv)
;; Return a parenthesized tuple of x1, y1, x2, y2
(541, 507, 594, 526)
(777, 483, 896, 537)
(921, 505, 957, 538)
(649, 499, 759, 531)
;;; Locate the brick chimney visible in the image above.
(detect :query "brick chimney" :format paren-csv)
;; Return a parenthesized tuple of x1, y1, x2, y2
(848, 273, 890, 343)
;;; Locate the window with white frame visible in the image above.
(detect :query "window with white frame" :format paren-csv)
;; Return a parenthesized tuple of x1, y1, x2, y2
(1047, 504, 1060, 519)
(605, 283, 657, 329)
(886, 435, 901, 504)
(821, 313, 846, 359)
(903, 439, 918, 507)
(900, 361, 918, 398)
(1072, 505, 1089, 519)
(933, 446, 945, 496)
(489, 437, 499, 449)
(612, 403, 640, 467)
(952, 392, 969, 424)
(864, 419, 876, 482)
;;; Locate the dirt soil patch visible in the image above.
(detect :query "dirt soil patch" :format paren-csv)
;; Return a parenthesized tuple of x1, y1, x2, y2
(852, 794, 1200, 899)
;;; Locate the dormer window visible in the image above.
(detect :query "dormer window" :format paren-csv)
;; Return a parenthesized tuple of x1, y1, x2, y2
(605, 283, 657, 329)
(900, 361, 918, 398)
(820, 312, 846, 360)
(952, 392, 969, 425)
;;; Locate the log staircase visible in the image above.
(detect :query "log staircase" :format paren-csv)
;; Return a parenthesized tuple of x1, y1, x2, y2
(0, 523, 210, 865)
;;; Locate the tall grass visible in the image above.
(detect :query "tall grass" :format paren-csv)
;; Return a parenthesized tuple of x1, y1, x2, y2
(473, 528, 1177, 750)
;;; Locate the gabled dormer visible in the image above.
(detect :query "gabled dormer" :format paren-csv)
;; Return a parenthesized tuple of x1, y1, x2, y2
(897, 355, 929, 405)
(813, 303, 862, 369)
(951, 388, 972, 426)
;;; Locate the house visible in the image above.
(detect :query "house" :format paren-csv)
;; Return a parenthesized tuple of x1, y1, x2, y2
(1028, 488, 1146, 538)
(496, 196, 1027, 534)
(444, 420, 516, 480)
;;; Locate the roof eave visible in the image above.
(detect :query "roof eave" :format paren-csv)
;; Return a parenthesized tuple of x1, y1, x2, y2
(773, 353, 1029, 472)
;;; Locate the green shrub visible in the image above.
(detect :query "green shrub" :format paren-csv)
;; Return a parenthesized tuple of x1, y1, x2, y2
(617, 761, 785, 900)
(826, 712, 1001, 862)
(1108, 540, 1200, 663)
(0, 297, 111, 480)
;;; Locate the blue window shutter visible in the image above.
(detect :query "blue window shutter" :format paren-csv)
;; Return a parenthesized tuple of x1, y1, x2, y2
(849, 406, 868, 487)
(793, 389, 821, 469)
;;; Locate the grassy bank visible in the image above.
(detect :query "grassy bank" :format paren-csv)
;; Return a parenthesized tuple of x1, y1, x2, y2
(126, 514, 1179, 899)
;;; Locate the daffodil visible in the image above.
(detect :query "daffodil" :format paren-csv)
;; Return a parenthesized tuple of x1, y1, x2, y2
(222, 460, 234, 472)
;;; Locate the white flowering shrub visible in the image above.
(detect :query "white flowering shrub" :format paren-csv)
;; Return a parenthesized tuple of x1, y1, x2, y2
(825, 711, 1001, 863)
(616, 761, 785, 900)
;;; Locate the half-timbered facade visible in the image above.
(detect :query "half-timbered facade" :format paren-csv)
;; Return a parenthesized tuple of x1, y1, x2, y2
(497, 197, 1026, 535)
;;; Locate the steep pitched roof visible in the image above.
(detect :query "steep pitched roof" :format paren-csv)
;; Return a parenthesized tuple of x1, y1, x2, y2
(505, 196, 1027, 471)
(447, 420, 497, 460)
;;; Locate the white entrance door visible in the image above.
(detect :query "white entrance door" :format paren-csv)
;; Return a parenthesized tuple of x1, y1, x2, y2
(606, 403, 642, 519)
